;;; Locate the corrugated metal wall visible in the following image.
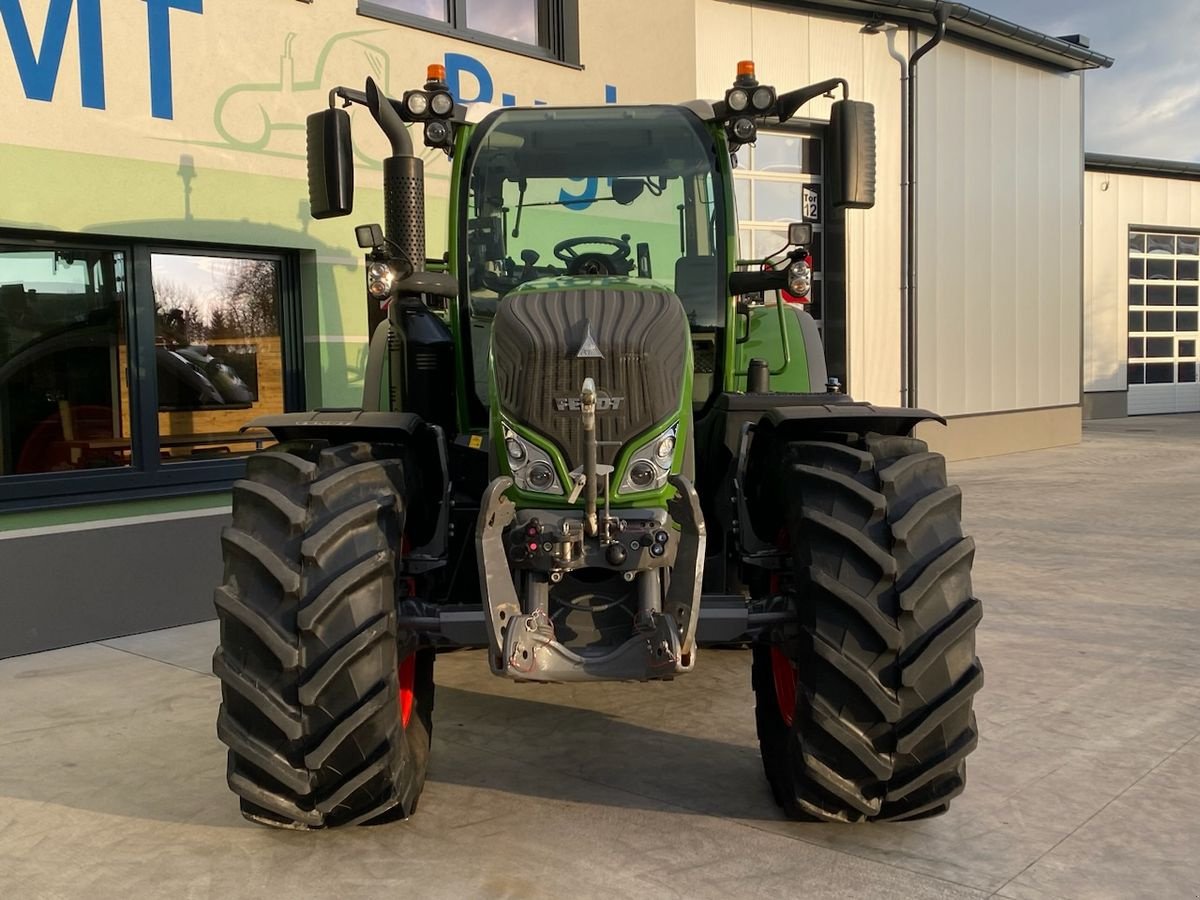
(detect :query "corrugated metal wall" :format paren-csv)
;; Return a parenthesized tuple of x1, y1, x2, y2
(1085, 169, 1200, 397)
(695, 1, 905, 406)
(916, 40, 1083, 417)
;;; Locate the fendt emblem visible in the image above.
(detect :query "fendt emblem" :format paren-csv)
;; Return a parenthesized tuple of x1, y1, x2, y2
(554, 394, 624, 412)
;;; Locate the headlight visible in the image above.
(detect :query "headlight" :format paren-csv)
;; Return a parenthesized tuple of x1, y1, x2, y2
(727, 88, 749, 112)
(367, 261, 396, 298)
(787, 260, 812, 298)
(731, 117, 756, 143)
(405, 91, 429, 116)
(751, 86, 775, 111)
(501, 423, 563, 495)
(430, 91, 454, 116)
(618, 422, 679, 494)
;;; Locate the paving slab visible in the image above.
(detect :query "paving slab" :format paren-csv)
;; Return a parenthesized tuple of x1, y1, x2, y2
(1, 413, 1198, 898)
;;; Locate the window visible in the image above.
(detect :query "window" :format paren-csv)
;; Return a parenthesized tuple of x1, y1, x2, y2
(0, 234, 302, 507)
(0, 248, 131, 476)
(1125, 228, 1200, 388)
(360, 0, 579, 64)
(733, 130, 826, 319)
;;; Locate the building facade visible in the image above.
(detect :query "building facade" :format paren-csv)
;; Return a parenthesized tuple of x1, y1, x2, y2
(0, 0, 1109, 656)
(1084, 155, 1200, 418)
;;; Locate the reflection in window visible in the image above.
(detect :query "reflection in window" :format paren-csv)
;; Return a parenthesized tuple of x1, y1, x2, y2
(1147, 259, 1174, 280)
(753, 180, 804, 222)
(1146, 234, 1175, 255)
(464, 0, 537, 44)
(753, 134, 822, 174)
(0, 247, 131, 475)
(1178, 235, 1199, 256)
(151, 254, 283, 461)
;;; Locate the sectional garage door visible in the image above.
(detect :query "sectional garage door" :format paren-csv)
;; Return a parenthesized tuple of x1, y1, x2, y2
(1127, 229, 1200, 414)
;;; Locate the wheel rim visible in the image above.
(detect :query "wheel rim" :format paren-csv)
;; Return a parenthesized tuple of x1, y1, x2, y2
(770, 646, 797, 727)
(398, 652, 416, 728)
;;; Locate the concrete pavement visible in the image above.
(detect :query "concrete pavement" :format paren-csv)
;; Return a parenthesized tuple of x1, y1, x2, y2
(1, 414, 1198, 899)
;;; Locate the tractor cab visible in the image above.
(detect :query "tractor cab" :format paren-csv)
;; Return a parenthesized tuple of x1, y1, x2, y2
(460, 104, 727, 406)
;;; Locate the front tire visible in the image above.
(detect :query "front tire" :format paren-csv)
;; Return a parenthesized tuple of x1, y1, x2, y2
(213, 441, 434, 829)
(753, 432, 982, 822)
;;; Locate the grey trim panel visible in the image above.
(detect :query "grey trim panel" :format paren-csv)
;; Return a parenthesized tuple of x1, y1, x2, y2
(0, 512, 226, 658)
(1082, 391, 1128, 420)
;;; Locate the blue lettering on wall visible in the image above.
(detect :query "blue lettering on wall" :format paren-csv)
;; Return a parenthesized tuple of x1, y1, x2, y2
(145, 0, 203, 120)
(444, 51, 493, 104)
(444, 51, 618, 109)
(442, 53, 619, 210)
(0, 0, 105, 109)
(1, 0, 201, 118)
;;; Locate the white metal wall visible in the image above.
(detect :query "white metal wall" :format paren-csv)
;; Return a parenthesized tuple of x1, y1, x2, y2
(695, 1, 905, 406)
(1085, 170, 1200, 413)
(915, 41, 1083, 417)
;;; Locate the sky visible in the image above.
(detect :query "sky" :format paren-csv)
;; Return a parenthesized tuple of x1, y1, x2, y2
(979, 0, 1199, 161)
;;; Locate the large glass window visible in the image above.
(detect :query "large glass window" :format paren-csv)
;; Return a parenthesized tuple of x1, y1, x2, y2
(0, 235, 301, 506)
(0, 247, 130, 476)
(360, 0, 575, 62)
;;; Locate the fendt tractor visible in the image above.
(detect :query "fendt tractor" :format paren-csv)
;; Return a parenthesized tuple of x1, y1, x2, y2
(212, 60, 983, 829)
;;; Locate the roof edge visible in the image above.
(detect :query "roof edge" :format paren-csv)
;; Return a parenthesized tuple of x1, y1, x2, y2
(785, 1, 1114, 71)
(1086, 153, 1200, 182)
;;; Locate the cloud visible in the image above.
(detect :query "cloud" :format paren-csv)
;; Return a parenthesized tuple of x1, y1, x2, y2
(971, 0, 1200, 160)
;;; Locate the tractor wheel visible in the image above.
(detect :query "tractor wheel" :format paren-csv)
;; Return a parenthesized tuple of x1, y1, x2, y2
(752, 432, 982, 822)
(213, 440, 434, 829)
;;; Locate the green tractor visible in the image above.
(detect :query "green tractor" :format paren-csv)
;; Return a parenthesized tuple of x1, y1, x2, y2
(213, 61, 982, 829)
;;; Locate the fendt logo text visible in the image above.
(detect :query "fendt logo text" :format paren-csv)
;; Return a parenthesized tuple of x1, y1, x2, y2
(554, 395, 625, 412)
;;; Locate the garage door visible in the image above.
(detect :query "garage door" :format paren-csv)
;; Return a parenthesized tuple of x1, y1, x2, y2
(1127, 229, 1200, 414)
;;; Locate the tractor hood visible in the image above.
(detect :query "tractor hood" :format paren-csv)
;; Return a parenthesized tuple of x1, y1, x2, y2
(490, 285, 691, 477)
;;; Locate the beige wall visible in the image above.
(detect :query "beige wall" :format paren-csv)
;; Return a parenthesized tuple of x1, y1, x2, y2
(915, 38, 1083, 418)
(694, 1, 905, 407)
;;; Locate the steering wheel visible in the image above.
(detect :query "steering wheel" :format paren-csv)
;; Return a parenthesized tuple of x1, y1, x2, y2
(552, 234, 634, 276)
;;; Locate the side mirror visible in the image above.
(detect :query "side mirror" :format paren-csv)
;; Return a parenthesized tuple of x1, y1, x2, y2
(306, 108, 354, 219)
(788, 223, 813, 246)
(829, 99, 876, 210)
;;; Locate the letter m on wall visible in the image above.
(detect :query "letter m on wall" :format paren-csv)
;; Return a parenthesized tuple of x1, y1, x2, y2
(0, 0, 105, 108)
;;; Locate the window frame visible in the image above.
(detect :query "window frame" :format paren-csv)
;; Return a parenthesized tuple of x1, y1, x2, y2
(357, 0, 581, 68)
(0, 230, 305, 511)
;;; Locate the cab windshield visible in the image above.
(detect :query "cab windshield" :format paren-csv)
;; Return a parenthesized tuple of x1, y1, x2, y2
(461, 105, 727, 405)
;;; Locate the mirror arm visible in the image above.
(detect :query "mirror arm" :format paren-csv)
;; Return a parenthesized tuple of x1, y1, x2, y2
(329, 86, 368, 109)
(776, 77, 849, 122)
